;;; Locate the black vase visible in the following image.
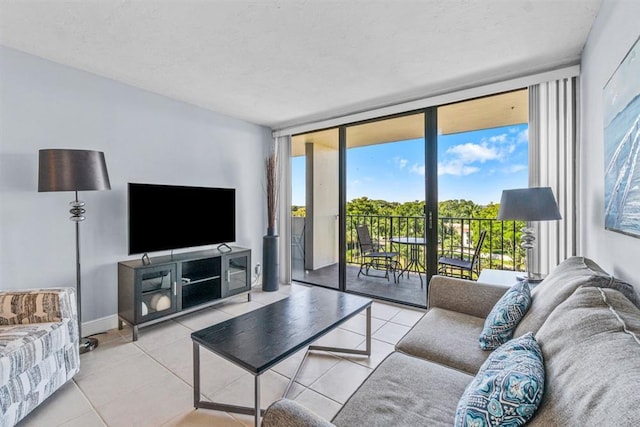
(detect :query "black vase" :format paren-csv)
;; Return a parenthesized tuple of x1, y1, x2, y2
(262, 230, 279, 292)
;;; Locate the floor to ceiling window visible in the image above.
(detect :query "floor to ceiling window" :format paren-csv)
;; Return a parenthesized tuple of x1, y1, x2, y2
(289, 89, 529, 309)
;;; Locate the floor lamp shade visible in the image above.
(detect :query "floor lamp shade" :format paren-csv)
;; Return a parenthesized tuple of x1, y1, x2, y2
(37, 148, 111, 354)
(38, 149, 111, 192)
(497, 187, 561, 282)
(497, 187, 561, 222)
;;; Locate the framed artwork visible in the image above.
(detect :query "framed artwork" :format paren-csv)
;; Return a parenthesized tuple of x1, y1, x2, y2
(603, 36, 640, 238)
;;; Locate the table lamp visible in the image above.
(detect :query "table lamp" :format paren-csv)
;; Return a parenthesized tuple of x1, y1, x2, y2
(497, 187, 561, 283)
(38, 149, 111, 353)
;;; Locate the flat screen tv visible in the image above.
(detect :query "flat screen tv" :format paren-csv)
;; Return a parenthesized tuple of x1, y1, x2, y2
(128, 183, 235, 255)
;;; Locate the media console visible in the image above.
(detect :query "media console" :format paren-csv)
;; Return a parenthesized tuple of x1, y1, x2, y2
(117, 246, 251, 340)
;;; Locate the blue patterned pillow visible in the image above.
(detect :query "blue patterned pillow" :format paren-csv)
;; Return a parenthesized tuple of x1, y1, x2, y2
(479, 280, 531, 350)
(455, 332, 545, 427)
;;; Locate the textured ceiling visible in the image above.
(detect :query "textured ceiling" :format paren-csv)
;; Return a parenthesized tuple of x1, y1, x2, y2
(0, 0, 602, 129)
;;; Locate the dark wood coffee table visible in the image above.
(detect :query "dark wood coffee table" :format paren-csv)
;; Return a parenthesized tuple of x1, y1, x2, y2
(191, 286, 372, 426)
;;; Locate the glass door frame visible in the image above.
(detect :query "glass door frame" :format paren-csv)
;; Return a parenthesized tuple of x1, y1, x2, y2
(292, 108, 438, 310)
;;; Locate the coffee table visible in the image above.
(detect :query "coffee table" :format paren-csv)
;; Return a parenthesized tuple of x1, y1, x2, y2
(191, 286, 373, 426)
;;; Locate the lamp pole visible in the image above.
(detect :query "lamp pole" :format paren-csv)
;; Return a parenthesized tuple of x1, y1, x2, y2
(520, 224, 536, 282)
(70, 191, 97, 353)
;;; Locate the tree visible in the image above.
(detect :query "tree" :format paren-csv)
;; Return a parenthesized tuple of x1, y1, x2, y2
(394, 200, 424, 217)
(438, 199, 481, 218)
(291, 206, 306, 217)
(292, 197, 524, 271)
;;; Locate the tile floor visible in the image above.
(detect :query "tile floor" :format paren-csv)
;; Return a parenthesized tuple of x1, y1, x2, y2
(18, 283, 426, 427)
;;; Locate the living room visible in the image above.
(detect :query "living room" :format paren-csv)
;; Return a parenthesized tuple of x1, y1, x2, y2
(1, 0, 640, 426)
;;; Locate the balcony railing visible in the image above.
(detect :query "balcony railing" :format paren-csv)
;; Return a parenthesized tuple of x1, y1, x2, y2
(345, 214, 526, 274)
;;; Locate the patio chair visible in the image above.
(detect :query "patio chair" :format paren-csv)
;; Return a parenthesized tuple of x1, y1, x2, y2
(355, 224, 400, 282)
(437, 229, 487, 280)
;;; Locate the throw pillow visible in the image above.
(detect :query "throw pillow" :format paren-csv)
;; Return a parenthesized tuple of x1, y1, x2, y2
(455, 332, 545, 427)
(479, 280, 531, 350)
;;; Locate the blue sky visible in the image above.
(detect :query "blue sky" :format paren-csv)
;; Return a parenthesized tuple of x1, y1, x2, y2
(292, 123, 528, 206)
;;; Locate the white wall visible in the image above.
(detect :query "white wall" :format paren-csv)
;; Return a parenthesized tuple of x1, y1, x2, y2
(310, 142, 339, 269)
(580, 0, 640, 290)
(0, 47, 271, 331)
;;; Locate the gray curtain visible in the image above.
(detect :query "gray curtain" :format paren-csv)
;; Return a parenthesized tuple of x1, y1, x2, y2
(276, 135, 292, 285)
(528, 77, 578, 274)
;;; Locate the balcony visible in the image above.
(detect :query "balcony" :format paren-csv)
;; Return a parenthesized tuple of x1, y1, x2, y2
(291, 214, 525, 306)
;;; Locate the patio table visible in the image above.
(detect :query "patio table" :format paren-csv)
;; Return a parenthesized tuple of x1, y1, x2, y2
(391, 237, 426, 287)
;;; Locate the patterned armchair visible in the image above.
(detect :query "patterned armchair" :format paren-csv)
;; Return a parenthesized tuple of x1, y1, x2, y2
(0, 288, 80, 427)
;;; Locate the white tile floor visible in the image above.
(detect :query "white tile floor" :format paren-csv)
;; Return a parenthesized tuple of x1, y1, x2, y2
(18, 283, 426, 427)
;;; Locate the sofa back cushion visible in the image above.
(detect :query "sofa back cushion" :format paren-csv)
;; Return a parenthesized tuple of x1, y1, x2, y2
(0, 289, 77, 325)
(530, 286, 640, 425)
(514, 256, 638, 336)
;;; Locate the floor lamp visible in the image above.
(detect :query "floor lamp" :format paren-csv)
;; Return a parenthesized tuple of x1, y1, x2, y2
(497, 187, 561, 283)
(38, 149, 111, 354)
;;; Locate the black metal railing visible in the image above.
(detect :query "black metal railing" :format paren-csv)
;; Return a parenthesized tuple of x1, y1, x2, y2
(346, 215, 525, 273)
(291, 214, 526, 276)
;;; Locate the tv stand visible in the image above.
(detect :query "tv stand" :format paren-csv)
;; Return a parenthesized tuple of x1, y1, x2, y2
(117, 246, 251, 340)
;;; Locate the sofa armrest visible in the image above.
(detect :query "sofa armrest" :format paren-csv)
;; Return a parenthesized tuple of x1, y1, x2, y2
(0, 288, 77, 325)
(428, 275, 508, 318)
(261, 399, 335, 427)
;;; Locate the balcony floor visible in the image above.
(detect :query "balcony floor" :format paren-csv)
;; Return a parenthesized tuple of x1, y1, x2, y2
(292, 260, 427, 307)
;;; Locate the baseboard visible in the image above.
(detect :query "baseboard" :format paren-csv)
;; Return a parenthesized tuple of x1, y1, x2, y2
(82, 314, 119, 337)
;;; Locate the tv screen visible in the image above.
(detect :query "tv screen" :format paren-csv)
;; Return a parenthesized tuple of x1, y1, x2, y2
(128, 183, 235, 255)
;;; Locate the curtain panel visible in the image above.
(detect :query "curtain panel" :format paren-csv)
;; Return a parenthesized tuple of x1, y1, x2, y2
(528, 77, 578, 275)
(276, 135, 292, 285)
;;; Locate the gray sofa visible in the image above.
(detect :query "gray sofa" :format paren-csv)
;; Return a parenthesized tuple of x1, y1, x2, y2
(0, 288, 80, 427)
(262, 256, 640, 426)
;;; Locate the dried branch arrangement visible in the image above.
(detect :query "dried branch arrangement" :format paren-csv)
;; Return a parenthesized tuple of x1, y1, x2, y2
(266, 152, 279, 232)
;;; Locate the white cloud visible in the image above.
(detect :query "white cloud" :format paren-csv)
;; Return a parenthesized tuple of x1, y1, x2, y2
(394, 157, 409, 169)
(447, 142, 501, 163)
(410, 164, 425, 176)
(438, 161, 480, 176)
(438, 125, 528, 176)
(503, 164, 527, 173)
(517, 129, 529, 144)
(489, 133, 508, 143)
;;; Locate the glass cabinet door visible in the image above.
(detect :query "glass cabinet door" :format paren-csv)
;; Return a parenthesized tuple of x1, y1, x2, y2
(137, 264, 177, 322)
(225, 253, 250, 296)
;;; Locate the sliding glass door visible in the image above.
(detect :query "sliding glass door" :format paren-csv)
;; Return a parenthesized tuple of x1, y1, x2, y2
(289, 112, 436, 308)
(344, 113, 430, 307)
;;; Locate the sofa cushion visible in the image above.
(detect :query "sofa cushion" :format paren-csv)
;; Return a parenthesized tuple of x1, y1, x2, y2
(263, 398, 336, 427)
(479, 281, 531, 350)
(0, 320, 73, 387)
(0, 289, 76, 325)
(514, 256, 639, 337)
(332, 351, 473, 426)
(428, 275, 509, 319)
(530, 286, 640, 425)
(455, 332, 544, 427)
(396, 308, 490, 374)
